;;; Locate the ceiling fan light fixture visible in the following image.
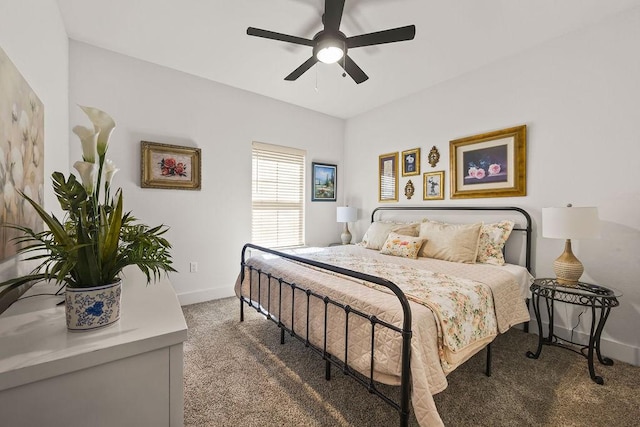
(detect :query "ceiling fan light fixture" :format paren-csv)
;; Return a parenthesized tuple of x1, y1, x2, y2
(315, 39, 344, 64)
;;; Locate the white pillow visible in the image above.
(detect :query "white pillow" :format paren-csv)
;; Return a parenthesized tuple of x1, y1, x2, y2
(418, 220, 482, 263)
(359, 222, 419, 250)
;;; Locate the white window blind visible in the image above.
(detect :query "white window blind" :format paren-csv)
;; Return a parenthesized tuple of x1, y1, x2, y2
(252, 142, 306, 248)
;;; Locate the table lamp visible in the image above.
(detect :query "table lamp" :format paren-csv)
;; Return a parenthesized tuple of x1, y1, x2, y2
(336, 206, 357, 245)
(542, 204, 600, 286)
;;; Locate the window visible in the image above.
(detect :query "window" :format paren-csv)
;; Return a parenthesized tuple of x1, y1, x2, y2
(252, 142, 306, 248)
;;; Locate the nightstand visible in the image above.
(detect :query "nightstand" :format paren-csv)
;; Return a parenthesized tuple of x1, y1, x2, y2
(526, 278, 621, 384)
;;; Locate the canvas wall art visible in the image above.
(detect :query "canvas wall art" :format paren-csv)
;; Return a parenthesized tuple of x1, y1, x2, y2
(0, 46, 45, 261)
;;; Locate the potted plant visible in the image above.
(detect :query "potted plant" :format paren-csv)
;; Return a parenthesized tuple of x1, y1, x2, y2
(0, 106, 175, 331)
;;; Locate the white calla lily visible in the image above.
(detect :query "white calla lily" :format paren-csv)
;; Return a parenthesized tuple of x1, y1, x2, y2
(79, 105, 115, 157)
(73, 125, 98, 163)
(104, 159, 119, 189)
(73, 160, 98, 195)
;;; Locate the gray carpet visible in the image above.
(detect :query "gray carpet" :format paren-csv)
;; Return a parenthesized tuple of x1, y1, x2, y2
(183, 297, 640, 426)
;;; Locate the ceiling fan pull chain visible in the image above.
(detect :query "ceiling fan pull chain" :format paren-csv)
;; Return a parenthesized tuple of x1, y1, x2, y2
(315, 66, 319, 92)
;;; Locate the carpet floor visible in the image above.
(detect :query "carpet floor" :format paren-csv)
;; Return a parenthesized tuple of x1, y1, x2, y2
(183, 297, 640, 426)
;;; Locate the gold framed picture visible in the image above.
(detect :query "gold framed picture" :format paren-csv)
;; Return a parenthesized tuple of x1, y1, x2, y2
(450, 125, 526, 199)
(141, 141, 202, 190)
(401, 148, 420, 176)
(378, 152, 399, 202)
(423, 171, 444, 200)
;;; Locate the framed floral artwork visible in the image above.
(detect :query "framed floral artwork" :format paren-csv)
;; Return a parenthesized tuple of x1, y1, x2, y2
(450, 125, 526, 199)
(0, 46, 45, 262)
(141, 141, 201, 190)
(401, 148, 420, 176)
(311, 162, 336, 201)
(378, 152, 399, 202)
(423, 171, 444, 200)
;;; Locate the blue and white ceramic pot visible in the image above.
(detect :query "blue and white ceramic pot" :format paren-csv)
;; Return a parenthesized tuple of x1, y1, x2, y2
(65, 279, 122, 332)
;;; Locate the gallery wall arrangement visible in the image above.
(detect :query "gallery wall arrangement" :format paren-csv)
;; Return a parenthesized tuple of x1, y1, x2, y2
(378, 124, 526, 203)
(0, 46, 45, 261)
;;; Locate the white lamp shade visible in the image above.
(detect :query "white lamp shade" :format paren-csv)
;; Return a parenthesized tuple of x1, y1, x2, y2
(336, 206, 357, 223)
(542, 206, 600, 239)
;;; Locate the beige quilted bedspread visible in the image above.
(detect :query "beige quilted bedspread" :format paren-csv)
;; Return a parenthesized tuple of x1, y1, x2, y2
(235, 245, 530, 427)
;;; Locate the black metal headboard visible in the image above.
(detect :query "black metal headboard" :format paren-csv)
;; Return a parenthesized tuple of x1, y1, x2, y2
(370, 206, 532, 273)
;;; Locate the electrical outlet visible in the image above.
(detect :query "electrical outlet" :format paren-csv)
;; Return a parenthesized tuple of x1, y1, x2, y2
(189, 262, 198, 273)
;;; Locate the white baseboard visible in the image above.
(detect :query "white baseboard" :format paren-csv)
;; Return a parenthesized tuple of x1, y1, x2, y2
(177, 287, 235, 306)
(532, 321, 639, 367)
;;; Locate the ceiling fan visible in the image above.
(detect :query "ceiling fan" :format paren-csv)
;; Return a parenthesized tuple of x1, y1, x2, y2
(246, 0, 416, 84)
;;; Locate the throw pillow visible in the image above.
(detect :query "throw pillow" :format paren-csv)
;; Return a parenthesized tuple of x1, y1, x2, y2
(379, 232, 426, 259)
(360, 222, 419, 250)
(418, 220, 482, 263)
(476, 220, 515, 265)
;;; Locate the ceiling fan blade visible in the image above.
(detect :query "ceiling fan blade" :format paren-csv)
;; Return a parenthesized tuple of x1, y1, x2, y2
(285, 57, 319, 81)
(323, 0, 345, 32)
(247, 27, 314, 46)
(346, 25, 416, 49)
(340, 55, 368, 84)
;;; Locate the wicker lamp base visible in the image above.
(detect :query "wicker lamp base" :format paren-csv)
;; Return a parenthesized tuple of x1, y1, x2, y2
(553, 239, 583, 286)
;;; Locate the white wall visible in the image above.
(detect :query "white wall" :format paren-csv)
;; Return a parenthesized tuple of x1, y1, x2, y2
(0, 1, 69, 284)
(344, 8, 640, 365)
(69, 41, 345, 305)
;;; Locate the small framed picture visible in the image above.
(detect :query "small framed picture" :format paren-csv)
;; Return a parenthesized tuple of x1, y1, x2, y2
(423, 171, 444, 200)
(311, 162, 336, 201)
(141, 141, 202, 190)
(379, 152, 399, 202)
(402, 148, 420, 176)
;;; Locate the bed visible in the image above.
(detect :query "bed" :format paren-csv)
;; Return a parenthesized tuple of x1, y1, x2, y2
(235, 206, 532, 426)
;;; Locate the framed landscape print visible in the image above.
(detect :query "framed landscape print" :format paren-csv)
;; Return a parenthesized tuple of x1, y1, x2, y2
(450, 125, 526, 199)
(311, 162, 336, 201)
(423, 171, 444, 200)
(378, 152, 399, 202)
(141, 141, 201, 190)
(401, 148, 420, 176)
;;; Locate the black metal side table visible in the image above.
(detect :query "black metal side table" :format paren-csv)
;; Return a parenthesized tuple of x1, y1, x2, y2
(526, 278, 620, 384)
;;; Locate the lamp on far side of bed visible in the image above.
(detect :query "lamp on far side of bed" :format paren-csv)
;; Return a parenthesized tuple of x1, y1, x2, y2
(542, 204, 600, 286)
(337, 206, 357, 245)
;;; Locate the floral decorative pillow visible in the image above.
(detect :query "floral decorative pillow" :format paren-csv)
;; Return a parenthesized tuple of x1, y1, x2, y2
(476, 220, 515, 265)
(379, 232, 426, 259)
(359, 222, 419, 250)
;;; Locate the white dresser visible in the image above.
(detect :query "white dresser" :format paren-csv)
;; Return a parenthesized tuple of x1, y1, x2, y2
(0, 267, 188, 427)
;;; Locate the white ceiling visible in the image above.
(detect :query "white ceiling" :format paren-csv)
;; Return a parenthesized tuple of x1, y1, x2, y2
(56, 0, 640, 119)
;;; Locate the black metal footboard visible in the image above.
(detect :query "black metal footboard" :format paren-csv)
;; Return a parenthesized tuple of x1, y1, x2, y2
(239, 243, 413, 427)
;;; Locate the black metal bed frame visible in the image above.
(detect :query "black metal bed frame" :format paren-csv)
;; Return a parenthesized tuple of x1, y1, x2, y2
(239, 206, 532, 427)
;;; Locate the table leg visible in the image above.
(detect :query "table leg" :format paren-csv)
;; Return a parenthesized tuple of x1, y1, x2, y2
(594, 305, 614, 366)
(587, 304, 604, 385)
(546, 291, 555, 344)
(526, 292, 544, 359)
